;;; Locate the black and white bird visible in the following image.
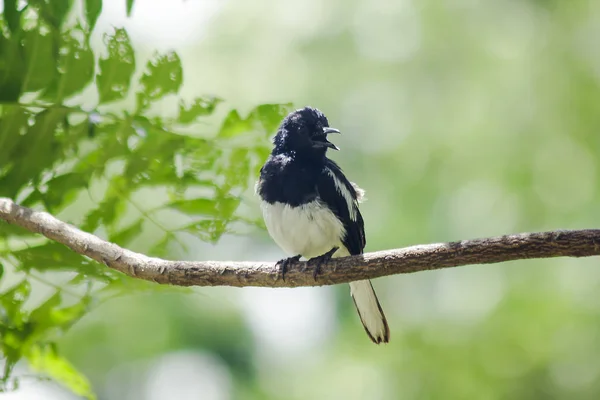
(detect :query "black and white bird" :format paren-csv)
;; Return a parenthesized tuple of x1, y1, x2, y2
(256, 106, 390, 344)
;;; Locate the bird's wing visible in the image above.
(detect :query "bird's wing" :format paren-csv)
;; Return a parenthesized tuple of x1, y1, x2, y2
(319, 161, 388, 345)
(317, 160, 366, 255)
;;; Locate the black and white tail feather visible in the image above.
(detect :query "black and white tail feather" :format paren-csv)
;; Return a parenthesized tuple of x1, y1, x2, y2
(329, 174, 389, 344)
(256, 106, 390, 344)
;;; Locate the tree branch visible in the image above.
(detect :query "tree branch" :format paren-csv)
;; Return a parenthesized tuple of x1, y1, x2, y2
(1, 197, 599, 288)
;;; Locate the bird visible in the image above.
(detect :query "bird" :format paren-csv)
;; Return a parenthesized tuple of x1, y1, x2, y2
(256, 106, 390, 344)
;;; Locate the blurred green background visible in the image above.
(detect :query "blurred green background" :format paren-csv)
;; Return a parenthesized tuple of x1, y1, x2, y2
(2, 0, 600, 399)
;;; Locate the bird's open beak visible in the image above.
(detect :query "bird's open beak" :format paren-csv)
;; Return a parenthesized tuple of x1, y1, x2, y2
(313, 127, 341, 150)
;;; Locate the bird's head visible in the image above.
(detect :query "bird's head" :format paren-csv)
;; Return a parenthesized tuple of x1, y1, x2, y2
(272, 106, 340, 156)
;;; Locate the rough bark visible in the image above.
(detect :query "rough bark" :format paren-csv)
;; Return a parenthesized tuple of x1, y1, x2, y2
(1, 197, 599, 288)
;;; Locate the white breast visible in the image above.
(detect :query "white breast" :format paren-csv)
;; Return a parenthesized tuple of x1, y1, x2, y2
(261, 200, 346, 259)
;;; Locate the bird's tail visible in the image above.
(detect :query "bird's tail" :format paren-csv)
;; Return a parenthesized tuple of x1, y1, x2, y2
(349, 280, 390, 344)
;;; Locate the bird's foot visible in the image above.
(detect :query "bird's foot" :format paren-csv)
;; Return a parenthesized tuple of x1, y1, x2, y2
(307, 247, 339, 281)
(276, 255, 301, 281)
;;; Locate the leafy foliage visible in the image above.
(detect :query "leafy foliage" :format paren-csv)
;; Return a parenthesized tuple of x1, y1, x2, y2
(96, 27, 135, 104)
(0, 0, 290, 396)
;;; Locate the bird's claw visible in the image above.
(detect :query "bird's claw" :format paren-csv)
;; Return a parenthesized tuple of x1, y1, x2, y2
(276, 255, 301, 281)
(307, 247, 339, 281)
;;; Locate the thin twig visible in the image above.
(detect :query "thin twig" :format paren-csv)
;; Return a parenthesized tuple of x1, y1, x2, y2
(1, 197, 599, 288)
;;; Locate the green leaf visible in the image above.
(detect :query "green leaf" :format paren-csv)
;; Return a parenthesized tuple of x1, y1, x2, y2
(169, 198, 218, 216)
(150, 233, 173, 258)
(179, 219, 227, 243)
(0, 262, 4, 281)
(21, 21, 58, 93)
(84, 0, 103, 31)
(74, 119, 135, 175)
(0, 280, 31, 327)
(43, 0, 75, 29)
(81, 193, 128, 232)
(11, 242, 107, 278)
(217, 104, 292, 139)
(0, 108, 69, 198)
(0, 36, 24, 101)
(0, 106, 29, 168)
(217, 110, 253, 138)
(216, 192, 241, 220)
(0, 280, 32, 377)
(250, 103, 294, 135)
(26, 343, 96, 400)
(28, 292, 62, 332)
(126, 0, 134, 16)
(109, 220, 144, 245)
(171, 191, 241, 242)
(177, 96, 222, 124)
(96, 28, 135, 104)
(223, 147, 250, 189)
(168, 195, 240, 220)
(136, 51, 183, 112)
(42, 172, 89, 212)
(3, 0, 21, 33)
(42, 25, 95, 101)
(30, 292, 90, 333)
(0, 220, 39, 240)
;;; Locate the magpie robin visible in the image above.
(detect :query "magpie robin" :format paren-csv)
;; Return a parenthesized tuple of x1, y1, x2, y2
(256, 106, 390, 344)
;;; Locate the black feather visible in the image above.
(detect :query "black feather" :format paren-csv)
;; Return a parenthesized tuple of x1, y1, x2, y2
(317, 159, 366, 255)
(257, 153, 319, 207)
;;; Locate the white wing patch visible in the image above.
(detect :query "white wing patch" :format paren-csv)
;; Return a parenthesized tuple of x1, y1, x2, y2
(325, 167, 363, 221)
(351, 182, 365, 203)
(254, 179, 261, 195)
